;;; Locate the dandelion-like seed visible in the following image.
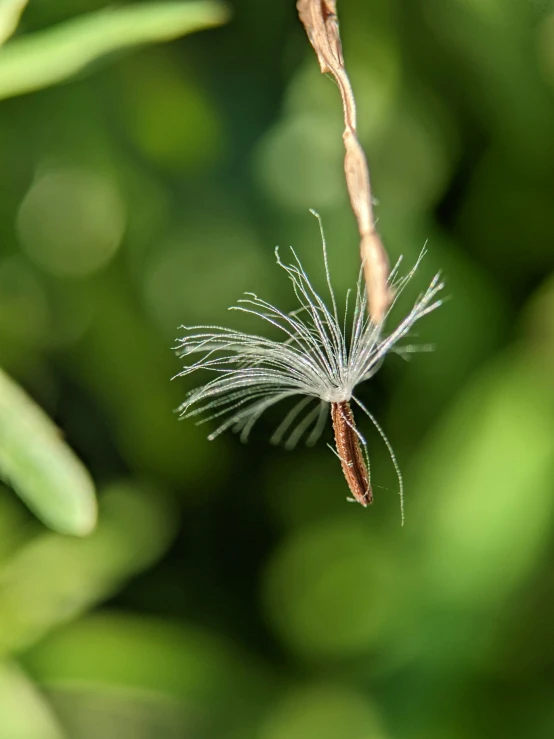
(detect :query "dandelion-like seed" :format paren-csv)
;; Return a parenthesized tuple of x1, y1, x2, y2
(174, 215, 444, 521)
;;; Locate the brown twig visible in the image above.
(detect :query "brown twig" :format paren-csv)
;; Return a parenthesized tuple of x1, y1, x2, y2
(297, 0, 392, 324)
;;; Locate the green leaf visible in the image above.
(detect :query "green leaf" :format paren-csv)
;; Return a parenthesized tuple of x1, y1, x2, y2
(24, 612, 273, 733)
(0, 483, 177, 654)
(416, 356, 554, 609)
(396, 355, 554, 670)
(0, 1, 229, 101)
(0, 0, 28, 47)
(0, 662, 66, 739)
(0, 369, 97, 536)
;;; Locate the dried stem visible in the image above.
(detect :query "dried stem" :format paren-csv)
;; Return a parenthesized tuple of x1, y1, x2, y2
(297, 0, 392, 324)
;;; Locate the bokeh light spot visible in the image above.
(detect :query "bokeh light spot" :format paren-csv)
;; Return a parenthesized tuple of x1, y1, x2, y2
(260, 684, 387, 739)
(119, 52, 223, 171)
(255, 114, 345, 211)
(262, 519, 396, 658)
(0, 258, 50, 346)
(17, 167, 126, 278)
(143, 220, 269, 333)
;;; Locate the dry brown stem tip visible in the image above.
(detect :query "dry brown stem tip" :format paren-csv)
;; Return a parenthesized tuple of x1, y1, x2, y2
(297, 0, 392, 324)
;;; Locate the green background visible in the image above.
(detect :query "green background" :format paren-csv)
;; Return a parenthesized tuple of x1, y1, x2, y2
(1, 0, 554, 737)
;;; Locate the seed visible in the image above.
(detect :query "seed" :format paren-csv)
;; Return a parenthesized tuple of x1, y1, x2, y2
(331, 401, 372, 506)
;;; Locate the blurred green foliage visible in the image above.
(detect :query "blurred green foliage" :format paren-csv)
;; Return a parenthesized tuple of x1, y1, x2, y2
(0, 367, 97, 534)
(0, 0, 554, 737)
(0, 0, 226, 530)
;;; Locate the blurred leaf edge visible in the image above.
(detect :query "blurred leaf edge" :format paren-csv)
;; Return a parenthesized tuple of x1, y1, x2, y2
(0, 368, 98, 537)
(0, 0, 231, 101)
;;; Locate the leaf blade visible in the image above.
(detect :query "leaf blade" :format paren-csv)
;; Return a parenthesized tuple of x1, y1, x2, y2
(0, 369, 97, 536)
(0, 1, 229, 100)
(0, 0, 28, 47)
